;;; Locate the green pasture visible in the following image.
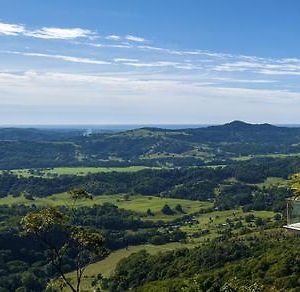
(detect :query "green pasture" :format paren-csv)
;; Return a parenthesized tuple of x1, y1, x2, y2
(0, 193, 212, 221)
(65, 242, 196, 291)
(256, 177, 288, 188)
(64, 207, 276, 291)
(233, 152, 300, 161)
(181, 208, 276, 243)
(2, 166, 151, 178)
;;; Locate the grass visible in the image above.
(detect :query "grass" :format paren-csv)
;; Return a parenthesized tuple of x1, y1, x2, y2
(65, 208, 276, 291)
(181, 208, 276, 243)
(0, 193, 212, 222)
(233, 152, 300, 161)
(256, 177, 288, 188)
(3, 166, 151, 178)
(65, 242, 197, 291)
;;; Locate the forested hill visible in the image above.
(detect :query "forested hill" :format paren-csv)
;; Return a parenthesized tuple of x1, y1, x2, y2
(0, 127, 82, 141)
(184, 120, 298, 142)
(2, 121, 300, 169)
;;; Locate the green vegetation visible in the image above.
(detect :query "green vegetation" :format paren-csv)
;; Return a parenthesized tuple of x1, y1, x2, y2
(2, 122, 300, 291)
(20, 190, 107, 292)
(256, 177, 288, 188)
(3, 166, 151, 178)
(233, 152, 300, 161)
(3, 121, 300, 169)
(108, 230, 299, 292)
(66, 242, 195, 291)
(0, 193, 211, 221)
(181, 208, 275, 243)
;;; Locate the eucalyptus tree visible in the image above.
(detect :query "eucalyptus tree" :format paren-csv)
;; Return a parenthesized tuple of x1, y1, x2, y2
(21, 188, 107, 292)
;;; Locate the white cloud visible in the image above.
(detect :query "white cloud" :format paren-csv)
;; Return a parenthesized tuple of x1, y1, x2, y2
(212, 77, 277, 84)
(25, 27, 95, 39)
(0, 22, 25, 35)
(125, 35, 146, 42)
(1, 71, 300, 123)
(122, 61, 180, 68)
(3, 50, 110, 65)
(0, 22, 95, 39)
(0, 70, 299, 105)
(89, 43, 132, 49)
(105, 35, 121, 41)
(214, 59, 300, 75)
(114, 58, 139, 63)
(258, 69, 300, 76)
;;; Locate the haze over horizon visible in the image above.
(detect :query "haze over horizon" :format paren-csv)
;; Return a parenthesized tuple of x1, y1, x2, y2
(1, 0, 300, 124)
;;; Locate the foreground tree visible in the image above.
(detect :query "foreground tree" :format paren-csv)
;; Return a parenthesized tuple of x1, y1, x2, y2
(21, 189, 107, 292)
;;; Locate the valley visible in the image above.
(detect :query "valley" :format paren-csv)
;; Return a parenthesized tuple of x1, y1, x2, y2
(0, 122, 300, 291)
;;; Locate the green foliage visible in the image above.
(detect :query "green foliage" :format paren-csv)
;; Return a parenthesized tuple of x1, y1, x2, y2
(20, 198, 107, 292)
(161, 204, 174, 215)
(3, 122, 300, 169)
(108, 231, 300, 292)
(68, 188, 93, 202)
(21, 207, 66, 234)
(2, 123, 300, 291)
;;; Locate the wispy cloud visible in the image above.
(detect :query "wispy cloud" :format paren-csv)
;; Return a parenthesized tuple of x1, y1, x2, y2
(214, 59, 300, 76)
(2, 20, 300, 123)
(0, 22, 95, 40)
(212, 77, 277, 84)
(113, 58, 139, 62)
(0, 22, 25, 35)
(122, 61, 179, 68)
(1, 70, 299, 125)
(105, 34, 121, 41)
(2, 50, 110, 65)
(125, 35, 147, 42)
(0, 70, 298, 104)
(25, 27, 95, 39)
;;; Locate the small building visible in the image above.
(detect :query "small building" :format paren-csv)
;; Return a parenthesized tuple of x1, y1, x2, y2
(285, 198, 300, 231)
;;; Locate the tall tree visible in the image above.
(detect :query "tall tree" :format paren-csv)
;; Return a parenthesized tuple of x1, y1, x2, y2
(21, 189, 107, 292)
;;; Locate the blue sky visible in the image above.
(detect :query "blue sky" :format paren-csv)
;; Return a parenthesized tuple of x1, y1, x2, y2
(1, 0, 300, 124)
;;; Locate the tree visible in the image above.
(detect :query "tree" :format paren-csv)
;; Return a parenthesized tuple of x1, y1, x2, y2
(255, 217, 265, 227)
(244, 214, 255, 223)
(161, 204, 174, 215)
(146, 209, 154, 216)
(68, 188, 93, 208)
(175, 204, 184, 213)
(20, 190, 107, 292)
(123, 194, 130, 201)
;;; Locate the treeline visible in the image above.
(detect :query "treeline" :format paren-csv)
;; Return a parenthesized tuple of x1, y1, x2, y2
(0, 157, 296, 213)
(0, 167, 227, 199)
(0, 140, 78, 169)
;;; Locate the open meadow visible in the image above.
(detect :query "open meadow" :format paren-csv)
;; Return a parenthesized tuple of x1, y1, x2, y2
(0, 193, 212, 222)
(2, 166, 152, 178)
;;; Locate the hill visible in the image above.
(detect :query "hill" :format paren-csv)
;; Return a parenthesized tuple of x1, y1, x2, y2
(1, 121, 300, 169)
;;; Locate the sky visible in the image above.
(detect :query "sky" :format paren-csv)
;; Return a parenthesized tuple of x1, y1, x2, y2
(1, 0, 300, 125)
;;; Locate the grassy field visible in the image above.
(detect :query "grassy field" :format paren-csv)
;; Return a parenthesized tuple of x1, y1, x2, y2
(181, 208, 276, 243)
(256, 177, 288, 188)
(65, 242, 197, 291)
(0, 193, 212, 221)
(3, 166, 151, 178)
(233, 152, 300, 161)
(64, 208, 276, 291)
